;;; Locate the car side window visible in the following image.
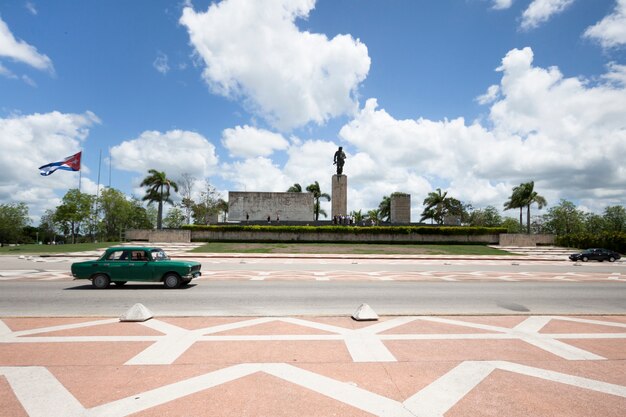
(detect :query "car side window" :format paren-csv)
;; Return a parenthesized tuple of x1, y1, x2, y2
(131, 251, 148, 261)
(106, 250, 126, 261)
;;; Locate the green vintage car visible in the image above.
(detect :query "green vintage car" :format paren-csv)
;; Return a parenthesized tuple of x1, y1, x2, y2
(71, 246, 202, 289)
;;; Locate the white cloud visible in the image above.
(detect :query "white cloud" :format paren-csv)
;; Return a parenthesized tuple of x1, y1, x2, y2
(222, 125, 289, 158)
(0, 62, 17, 78)
(0, 111, 99, 219)
(221, 157, 290, 192)
(492, 0, 514, 10)
(336, 46, 626, 218)
(476, 84, 500, 104)
(179, 0, 370, 131)
(153, 51, 170, 75)
(520, 0, 575, 30)
(111, 130, 220, 184)
(0, 16, 53, 72)
(584, 0, 626, 48)
(25, 2, 38, 15)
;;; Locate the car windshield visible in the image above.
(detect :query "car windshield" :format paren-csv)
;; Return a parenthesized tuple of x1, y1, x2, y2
(151, 249, 169, 260)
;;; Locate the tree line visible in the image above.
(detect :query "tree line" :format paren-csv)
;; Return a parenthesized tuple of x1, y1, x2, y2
(1, 174, 624, 245)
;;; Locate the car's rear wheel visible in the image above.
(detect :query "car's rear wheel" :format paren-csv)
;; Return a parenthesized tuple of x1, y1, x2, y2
(163, 273, 181, 289)
(581, 256, 589, 262)
(92, 274, 110, 289)
(609, 256, 616, 262)
(113, 281, 127, 286)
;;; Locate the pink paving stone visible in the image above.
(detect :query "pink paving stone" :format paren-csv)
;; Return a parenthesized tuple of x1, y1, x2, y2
(176, 341, 352, 365)
(1, 317, 102, 332)
(560, 338, 626, 359)
(158, 317, 252, 330)
(0, 342, 153, 366)
(380, 319, 500, 335)
(23, 322, 164, 337)
(446, 369, 626, 417)
(129, 372, 375, 417)
(515, 360, 626, 386)
(540, 318, 626, 334)
(298, 361, 460, 402)
(307, 316, 392, 330)
(438, 315, 529, 329)
(51, 365, 226, 408)
(209, 320, 335, 336)
(0, 375, 29, 417)
(386, 339, 564, 362)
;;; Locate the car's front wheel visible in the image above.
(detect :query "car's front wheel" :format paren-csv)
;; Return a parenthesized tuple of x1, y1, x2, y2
(609, 256, 616, 262)
(163, 273, 181, 289)
(581, 256, 589, 262)
(92, 274, 110, 289)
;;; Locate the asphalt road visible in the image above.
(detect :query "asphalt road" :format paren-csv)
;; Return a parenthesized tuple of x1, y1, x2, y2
(1, 280, 625, 316)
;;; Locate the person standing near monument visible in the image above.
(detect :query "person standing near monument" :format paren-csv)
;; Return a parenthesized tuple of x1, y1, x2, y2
(333, 146, 346, 175)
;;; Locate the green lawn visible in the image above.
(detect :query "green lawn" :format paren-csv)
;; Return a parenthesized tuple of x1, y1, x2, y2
(0, 242, 118, 255)
(190, 242, 513, 255)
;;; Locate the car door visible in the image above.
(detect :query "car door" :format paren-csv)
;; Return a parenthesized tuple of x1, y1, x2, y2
(103, 249, 128, 280)
(127, 250, 154, 281)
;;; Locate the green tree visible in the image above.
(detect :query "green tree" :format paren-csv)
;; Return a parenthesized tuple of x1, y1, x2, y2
(468, 205, 502, 227)
(215, 198, 229, 222)
(191, 181, 220, 224)
(542, 200, 585, 235)
(350, 209, 365, 225)
(53, 189, 94, 243)
(366, 209, 381, 225)
(603, 205, 626, 232)
(0, 202, 29, 244)
(519, 181, 547, 234)
(583, 212, 605, 234)
(38, 209, 58, 244)
(503, 184, 525, 231)
(378, 196, 392, 223)
(420, 188, 449, 224)
(306, 181, 330, 221)
(287, 183, 302, 192)
(140, 169, 179, 230)
(164, 206, 186, 228)
(501, 217, 522, 233)
(178, 173, 196, 225)
(98, 188, 135, 240)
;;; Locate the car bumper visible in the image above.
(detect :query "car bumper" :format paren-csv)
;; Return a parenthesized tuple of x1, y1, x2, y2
(183, 271, 202, 280)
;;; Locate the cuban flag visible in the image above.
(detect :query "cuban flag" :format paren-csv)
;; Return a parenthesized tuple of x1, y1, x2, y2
(39, 151, 82, 176)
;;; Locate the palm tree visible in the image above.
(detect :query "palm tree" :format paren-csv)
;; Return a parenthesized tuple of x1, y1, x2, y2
(420, 188, 448, 224)
(520, 181, 547, 234)
(503, 184, 525, 231)
(350, 209, 365, 225)
(306, 181, 331, 221)
(287, 183, 302, 192)
(378, 196, 391, 223)
(366, 209, 381, 225)
(140, 169, 179, 230)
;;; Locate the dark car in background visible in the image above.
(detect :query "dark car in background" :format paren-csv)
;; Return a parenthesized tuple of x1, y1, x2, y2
(71, 246, 202, 288)
(569, 248, 621, 262)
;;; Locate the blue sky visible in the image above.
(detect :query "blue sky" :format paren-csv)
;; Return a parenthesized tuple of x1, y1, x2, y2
(1, 0, 625, 222)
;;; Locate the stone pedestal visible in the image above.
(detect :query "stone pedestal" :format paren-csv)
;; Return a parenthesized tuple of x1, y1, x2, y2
(331, 175, 347, 218)
(390, 193, 411, 224)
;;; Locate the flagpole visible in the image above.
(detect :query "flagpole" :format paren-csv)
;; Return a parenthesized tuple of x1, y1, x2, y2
(95, 149, 102, 242)
(78, 148, 83, 192)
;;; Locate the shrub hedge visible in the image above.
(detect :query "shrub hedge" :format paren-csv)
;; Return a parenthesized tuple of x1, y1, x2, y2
(556, 232, 626, 254)
(182, 224, 507, 236)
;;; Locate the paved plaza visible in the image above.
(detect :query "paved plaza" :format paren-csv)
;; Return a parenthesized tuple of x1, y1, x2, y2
(1, 246, 625, 416)
(1, 315, 626, 416)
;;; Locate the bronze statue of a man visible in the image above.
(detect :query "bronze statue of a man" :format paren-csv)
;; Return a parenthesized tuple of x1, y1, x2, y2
(333, 146, 346, 175)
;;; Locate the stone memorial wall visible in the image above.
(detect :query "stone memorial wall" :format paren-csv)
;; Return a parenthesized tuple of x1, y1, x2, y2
(228, 191, 314, 222)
